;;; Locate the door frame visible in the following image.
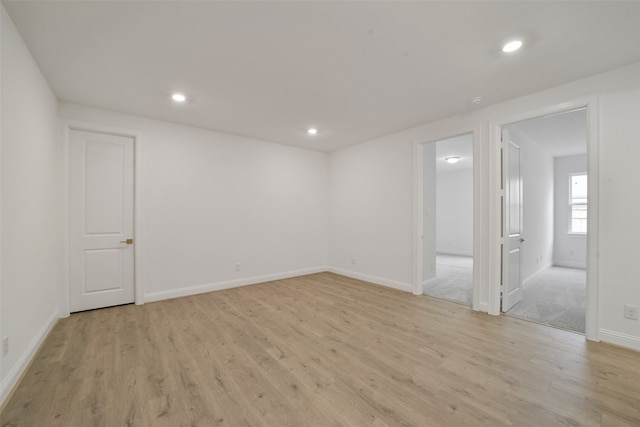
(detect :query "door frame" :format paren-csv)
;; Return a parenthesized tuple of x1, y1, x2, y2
(413, 125, 481, 311)
(490, 95, 599, 341)
(60, 119, 144, 317)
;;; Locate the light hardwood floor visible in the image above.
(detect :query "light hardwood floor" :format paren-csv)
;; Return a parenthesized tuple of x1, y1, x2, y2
(2, 272, 640, 426)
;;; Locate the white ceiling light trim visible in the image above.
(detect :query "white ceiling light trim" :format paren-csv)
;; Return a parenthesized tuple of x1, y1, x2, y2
(307, 128, 318, 135)
(445, 156, 460, 164)
(171, 93, 186, 102)
(502, 40, 523, 53)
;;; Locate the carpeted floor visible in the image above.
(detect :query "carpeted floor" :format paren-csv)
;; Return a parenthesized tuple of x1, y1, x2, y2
(506, 266, 586, 334)
(423, 258, 586, 334)
(422, 254, 473, 306)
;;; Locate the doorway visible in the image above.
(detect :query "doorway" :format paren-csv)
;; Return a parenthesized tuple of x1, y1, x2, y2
(501, 109, 588, 333)
(421, 134, 474, 306)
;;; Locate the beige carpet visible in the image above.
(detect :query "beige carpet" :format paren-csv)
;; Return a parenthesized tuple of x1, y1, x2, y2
(422, 254, 473, 306)
(505, 266, 586, 334)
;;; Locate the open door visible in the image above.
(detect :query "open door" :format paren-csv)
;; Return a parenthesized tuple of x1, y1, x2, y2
(502, 130, 523, 311)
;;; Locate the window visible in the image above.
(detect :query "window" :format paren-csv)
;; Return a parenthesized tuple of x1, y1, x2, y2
(570, 173, 587, 233)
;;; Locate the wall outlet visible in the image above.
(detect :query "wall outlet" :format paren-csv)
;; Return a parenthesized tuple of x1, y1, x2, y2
(624, 305, 638, 320)
(235, 263, 241, 272)
(2, 337, 8, 356)
(351, 258, 358, 265)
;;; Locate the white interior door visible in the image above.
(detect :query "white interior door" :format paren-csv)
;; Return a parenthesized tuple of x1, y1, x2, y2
(69, 129, 135, 312)
(502, 131, 523, 311)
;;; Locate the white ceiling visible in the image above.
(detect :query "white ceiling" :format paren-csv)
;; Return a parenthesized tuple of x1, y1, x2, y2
(508, 108, 587, 158)
(4, 1, 640, 152)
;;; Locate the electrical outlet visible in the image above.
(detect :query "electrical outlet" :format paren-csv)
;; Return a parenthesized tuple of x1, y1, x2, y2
(2, 337, 8, 356)
(235, 263, 241, 272)
(624, 305, 638, 320)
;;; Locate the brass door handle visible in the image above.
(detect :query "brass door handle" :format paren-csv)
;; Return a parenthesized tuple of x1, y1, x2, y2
(120, 238, 134, 245)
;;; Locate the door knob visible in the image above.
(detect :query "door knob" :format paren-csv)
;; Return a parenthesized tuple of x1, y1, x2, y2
(120, 238, 134, 245)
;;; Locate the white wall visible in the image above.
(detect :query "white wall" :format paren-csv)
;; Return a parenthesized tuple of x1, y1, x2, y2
(58, 103, 328, 302)
(598, 90, 640, 347)
(328, 135, 414, 291)
(1, 6, 62, 404)
(327, 60, 640, 349)
(422, 144, 436, 282)
(436, 168, 473, 256)
(506, 127, 555, 283)
(554, 155, 587, 268)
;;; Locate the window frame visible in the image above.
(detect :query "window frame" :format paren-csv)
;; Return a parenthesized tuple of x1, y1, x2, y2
(568, 172, 588, 235)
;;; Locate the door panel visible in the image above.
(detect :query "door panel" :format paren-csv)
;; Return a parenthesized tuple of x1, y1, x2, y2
(83, 249, 125, 293)
(502, 132, 523, 311)
(70, 130, 134, 312)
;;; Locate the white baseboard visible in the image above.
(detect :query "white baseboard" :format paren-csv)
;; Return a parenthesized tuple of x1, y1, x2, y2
(599, 329, 640, 352)
(421, 277, 437, 290)
(522, 263, 552, 288)
(477, 301, 489, 313)
(436, 250, 473, 257)
(553, 260, 587, 269)
(327, 267, 413, 293)
(1, 309, 59, 408)
(144, 266, 328, 303)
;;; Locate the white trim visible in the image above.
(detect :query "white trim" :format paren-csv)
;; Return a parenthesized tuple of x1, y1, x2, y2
(553, 260, 587, 269)
(59, 119, 144, 316)
(145, 267, 328, 302)
(599, 329, 640, 352)
(491, 95, 599, 341)
(522, 263, 552, 288)
(436, 250, 474, 257)
(421, 276, 438, 290)
(0, 310, 58, 407)
(328, 267, 413, 293)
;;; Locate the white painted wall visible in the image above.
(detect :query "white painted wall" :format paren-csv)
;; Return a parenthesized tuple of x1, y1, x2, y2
(58, 103, 328, 302)
(1, 6, 62, 404)
(422, 144, 436, 282)
(328, 135, 414, 291)
(598, 90, 640, 348)
(436, 168, 473, 256)
(554, 155, 587, 268)
(505, 127, 555, 283)
(327, 61, 640, 349)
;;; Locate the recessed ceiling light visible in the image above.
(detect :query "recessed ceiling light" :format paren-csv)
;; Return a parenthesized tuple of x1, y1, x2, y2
(502, 40, 523, 53)
(307, 128, 318, 135)
(172, 93, 186, 102)
(445, 157, 460, 164)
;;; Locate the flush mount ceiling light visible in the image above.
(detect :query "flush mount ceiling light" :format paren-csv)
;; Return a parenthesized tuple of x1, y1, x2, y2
(502, 40, 523, 53)
(445, 156, 460, 164)
(171, 93, 186, 102)
(307, 128, 318, 135)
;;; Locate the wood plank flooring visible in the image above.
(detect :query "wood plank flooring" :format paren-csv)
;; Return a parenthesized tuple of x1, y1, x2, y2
(2, 272, 640, 426)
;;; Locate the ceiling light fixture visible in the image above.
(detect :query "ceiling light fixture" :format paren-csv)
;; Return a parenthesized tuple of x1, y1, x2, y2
(502, 40, 523, 53)
(307, 128, 318, 135)
(445, 157, 460, 164)
(172, 93, 186, 102)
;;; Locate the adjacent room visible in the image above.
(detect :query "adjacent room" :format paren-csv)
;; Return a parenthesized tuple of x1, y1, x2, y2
(422, 134, 474, 306)
(3, 2, 640, 426)
(501, 110, 587, 334)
